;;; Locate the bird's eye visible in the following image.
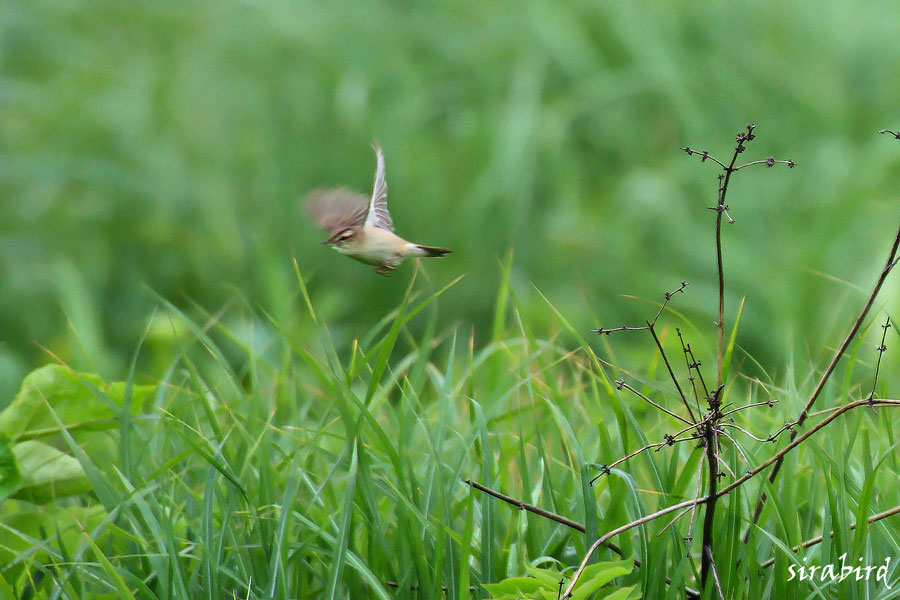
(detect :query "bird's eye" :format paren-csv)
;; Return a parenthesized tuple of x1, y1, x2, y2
(339, 230, 354, 241)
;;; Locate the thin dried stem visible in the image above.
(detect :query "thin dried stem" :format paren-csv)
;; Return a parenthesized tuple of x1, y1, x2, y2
(743, 218, 900, 542)
(592, 283, 687, 335)
(592, 418, 712, 484)
(700, 417, 720, 588)
(758, 504, 900, 569)
(868, 316, 891, 400)
(680, 147, 728, 170)
(721, 398, 777, 418)
(651, 282, 689, 325)
(589, 432, 703, 485)
(712, 127, 755, 387)
(676, 328, 706, 417)
(648, 323, 697, 423)
(734, 157, 796, 170)
(685, 457, 705, 555)
(560, 398, 900, 598)
(706, 548, 725, 600)
(592, 324, 650, 335)
(465, 479, 585, 533)
(684, 125, 794, 387)
(719, 423, 769, 443)
(686, 345, 710, 400)
(721, 400, 900, 494)
(657, 506, 695, 538)
(717, 429, 752, 468)
(765, 421, 797, 442)
(715, 451, 735, 479)
(616, 380, 695, 426)
(464, 479, 701, 598)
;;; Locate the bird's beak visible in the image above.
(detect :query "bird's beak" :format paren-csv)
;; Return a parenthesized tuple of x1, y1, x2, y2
(321, 232, 341, 245)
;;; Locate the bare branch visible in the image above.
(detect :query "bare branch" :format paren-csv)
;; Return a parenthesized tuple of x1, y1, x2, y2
(721, 398, 778, 418)
(657, 505, 695, 538)
(685, 457, 705, 556)
(706, 547, 726, 600)
(592, 324, 650, 335)
(868, 316, 891, 401)
(676, 328, 706, 416)
(651, 282, 689, 326)
(589, 432, 703, 485)
(715, 450, 736, 479)
(592, 282, 688, 335)
(718, 423, 769, 443)
(717, 429, 752, 468)
(465, 478, 702, 599)
(700, 412, 721, 588)
(759, 504, 900, 569)
(743, 217, 900, 541)
(616, 380, 695, 426)
(465, 479, 585, 533)
(561, 398, 900, 598)
(734, 157, 796, 170)
(648, 323, 697, 423)
(680, 146, 728, 170)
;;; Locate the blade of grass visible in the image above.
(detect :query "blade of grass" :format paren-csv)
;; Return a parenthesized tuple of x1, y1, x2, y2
(325, 430, 360, 600)
(721, 296, 745, 382)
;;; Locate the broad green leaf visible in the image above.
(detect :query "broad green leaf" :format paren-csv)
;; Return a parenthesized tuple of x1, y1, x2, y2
(524, 564, 561, 588)
(599, 584, 641, 600)
(483, 576, 545, 597)
(571, 559, 632, 600)
(11, 440, 91, 503)
(0, 365, 154, 440)
(0, 436, 22, 501)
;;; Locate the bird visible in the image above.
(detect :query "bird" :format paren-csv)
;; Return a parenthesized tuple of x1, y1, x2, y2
(305, 143, 451, 277)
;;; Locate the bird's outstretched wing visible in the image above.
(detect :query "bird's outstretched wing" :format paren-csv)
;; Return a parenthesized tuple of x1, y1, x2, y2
(364, 143, 394, 232)
(305, 188, 369, 233)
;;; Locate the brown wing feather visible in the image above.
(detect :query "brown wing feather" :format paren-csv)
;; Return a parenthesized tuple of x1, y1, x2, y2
(304, 188, 370, 233)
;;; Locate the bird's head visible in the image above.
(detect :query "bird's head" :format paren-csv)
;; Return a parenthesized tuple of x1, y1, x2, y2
(322, 226, 359, 249)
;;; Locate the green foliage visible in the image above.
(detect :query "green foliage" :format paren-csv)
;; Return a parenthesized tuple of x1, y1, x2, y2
(2, 3, 900, 598)
(0, 365, 154, 505)
(0, 365, 153, 590)
(0, 437, 22, 500)
(3, 0, 900, 382)
(0, 267, 895, 598)
(483, 559, 638, 600)
(6, 441, 91, 504)
(0, 503, 108, 582)
(0, 365, 152, 440)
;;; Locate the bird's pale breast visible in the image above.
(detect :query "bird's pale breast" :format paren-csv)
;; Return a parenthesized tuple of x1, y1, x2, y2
(339, 226, 411, 265)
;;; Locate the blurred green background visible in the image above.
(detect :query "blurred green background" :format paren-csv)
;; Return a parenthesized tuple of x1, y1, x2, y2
(3, 0, 900, 400)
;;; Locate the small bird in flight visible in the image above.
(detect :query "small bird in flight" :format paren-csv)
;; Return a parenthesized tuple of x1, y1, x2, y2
(306, 143, 451, 276)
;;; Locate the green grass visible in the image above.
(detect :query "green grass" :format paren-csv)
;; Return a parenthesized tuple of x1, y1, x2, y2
(1, 260, 898, 598)
(3, 1, 900, 597)
(3, 0, 900, 387)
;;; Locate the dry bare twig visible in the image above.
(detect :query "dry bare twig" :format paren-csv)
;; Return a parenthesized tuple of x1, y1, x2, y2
(743, 216, 900, 542)
(560, 398, 900, 598)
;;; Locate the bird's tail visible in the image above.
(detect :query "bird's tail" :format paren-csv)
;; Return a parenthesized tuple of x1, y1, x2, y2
(414, 245, 452, 258)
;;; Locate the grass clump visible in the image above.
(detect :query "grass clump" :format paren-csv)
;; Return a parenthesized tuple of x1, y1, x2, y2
(2, 247, 898, 598)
